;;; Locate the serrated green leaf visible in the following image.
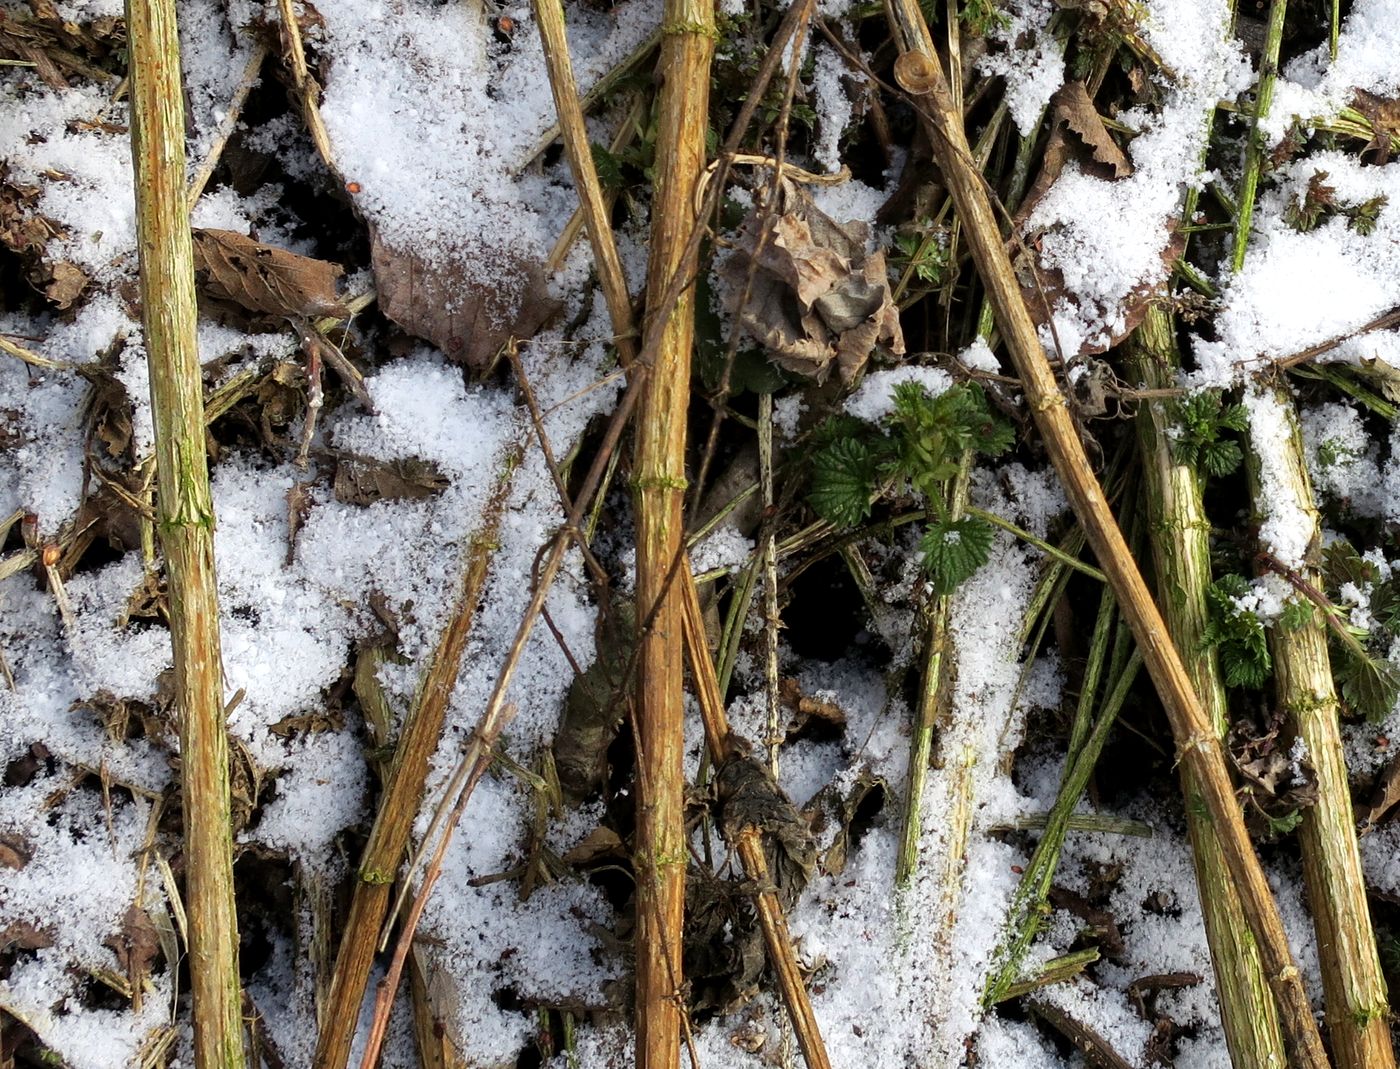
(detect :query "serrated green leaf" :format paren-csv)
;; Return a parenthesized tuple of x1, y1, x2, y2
(1204, 575, 1271, 690)
(1264, 809, 1305, 838)
(1200, 438, 1243, 477)
(919, 516, 995, 594)
(1217, 403, 1249, 433)
(1323, 539, 1379, 592)
(1279, 597, 1316, 632)
(809, 438, 879, 527)
(1336, 650, 1400, 722)
(590, 143, 626, 194)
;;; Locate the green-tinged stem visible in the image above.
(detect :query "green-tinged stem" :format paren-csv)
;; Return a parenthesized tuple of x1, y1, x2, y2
(896, 454, 971, 888)
(1231, 0, 1287, 272)
(125, 0, 244, 1065)
(984, 646, 1143, 1006)
(1128, 308, 1288, 1069)
(1244, 383, 1396, 1069)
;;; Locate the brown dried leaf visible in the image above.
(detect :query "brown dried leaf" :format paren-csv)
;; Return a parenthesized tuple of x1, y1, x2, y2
(1007, 82, 1167, 357)
(104, 904, 161, 980)
(1361, 750, 1400, 827)
(192, 228, 347, 320)
(2, 919, 54, 951)
(723, 179, 904, 384)
(1020, 83, 1132, 214)
(0, 833, 30, 870)
(1352, 89, 1400, 165)
(42, 261, 88, 309)
(370, 228, 560, 368)
(803, 767, 886, 877)
(562, 827, 625, 866)
(333, 454, 449, 506)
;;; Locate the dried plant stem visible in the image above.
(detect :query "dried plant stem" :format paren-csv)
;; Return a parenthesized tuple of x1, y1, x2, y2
(125, 1, 244, 1066)
(1126, 308, 1288, 1069)
(521, 28, 662, 170)
(681, 569, 832, 1069)
(1227, 8, 1394, 1058)
(884, 19, 1329, 1064)
(1246, 383, 1395, 1069)
(759, 392, 781, 775)
(532, 0, 638, 363)
(274, 0, 336, 174)
(311, 443, 521, 1069)
(633, 1, 714, 1062)
(187, 44, 266, 208)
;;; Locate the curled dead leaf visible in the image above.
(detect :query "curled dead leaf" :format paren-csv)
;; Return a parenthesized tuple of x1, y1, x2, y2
(192, 228, 347, 320)
(562, 827, 625, 866)
(713, 743, 816, 909)
(723, 179, 904, 384)
(0, 833, 31, 870)
(104, 903, 161, 980)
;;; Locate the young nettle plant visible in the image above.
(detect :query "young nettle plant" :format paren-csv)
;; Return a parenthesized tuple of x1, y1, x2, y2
(1206, 545, 1400, 721)
(808, 380, 1014, 593)
(1171, 391, 1248, 477)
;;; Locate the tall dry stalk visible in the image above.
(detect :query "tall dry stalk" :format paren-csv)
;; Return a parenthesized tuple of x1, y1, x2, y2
(633, 4, 714, 1065)
(125, 0, 244, 1065)
(1225, 4, 1393, 1059)
(312, 447, 520, 1069)
(882, 18, 1329, 1064)
(1127, 309, 1287, 1068)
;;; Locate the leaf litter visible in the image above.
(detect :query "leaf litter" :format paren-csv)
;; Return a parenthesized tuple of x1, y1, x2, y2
(2, 0, 1400, 1064)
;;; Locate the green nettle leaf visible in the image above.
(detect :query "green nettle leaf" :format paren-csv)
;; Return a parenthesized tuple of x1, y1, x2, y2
(590, 143, 625, 194)
(1279, 597, 1316, 632)
(887, 382, 1014, 497)
(1335, 650, 1400, 722)
(1203, 575, 1272, 689)
(1370, 580, 1400, 637)
(1217, 403, 1249, 433)
(1264, 809, 1305, 838)
(1172, 391, 1246, 478)
(920, 516, 995, 594)
(809, 438, 880, 528)
(1200, 438, 1243, 477)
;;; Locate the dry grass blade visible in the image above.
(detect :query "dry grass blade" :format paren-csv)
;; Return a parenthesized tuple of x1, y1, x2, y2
(186, 44, 267, 209)
(632, 1, 715, 1062)
(531, 0, 638, 364)
(681, 569, 832, 1069)
(125, 0, 245, 1066)
(311, 442, 522, 1069)
(274, 0, 336, 174)
(882, 19, 1329, 1067)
